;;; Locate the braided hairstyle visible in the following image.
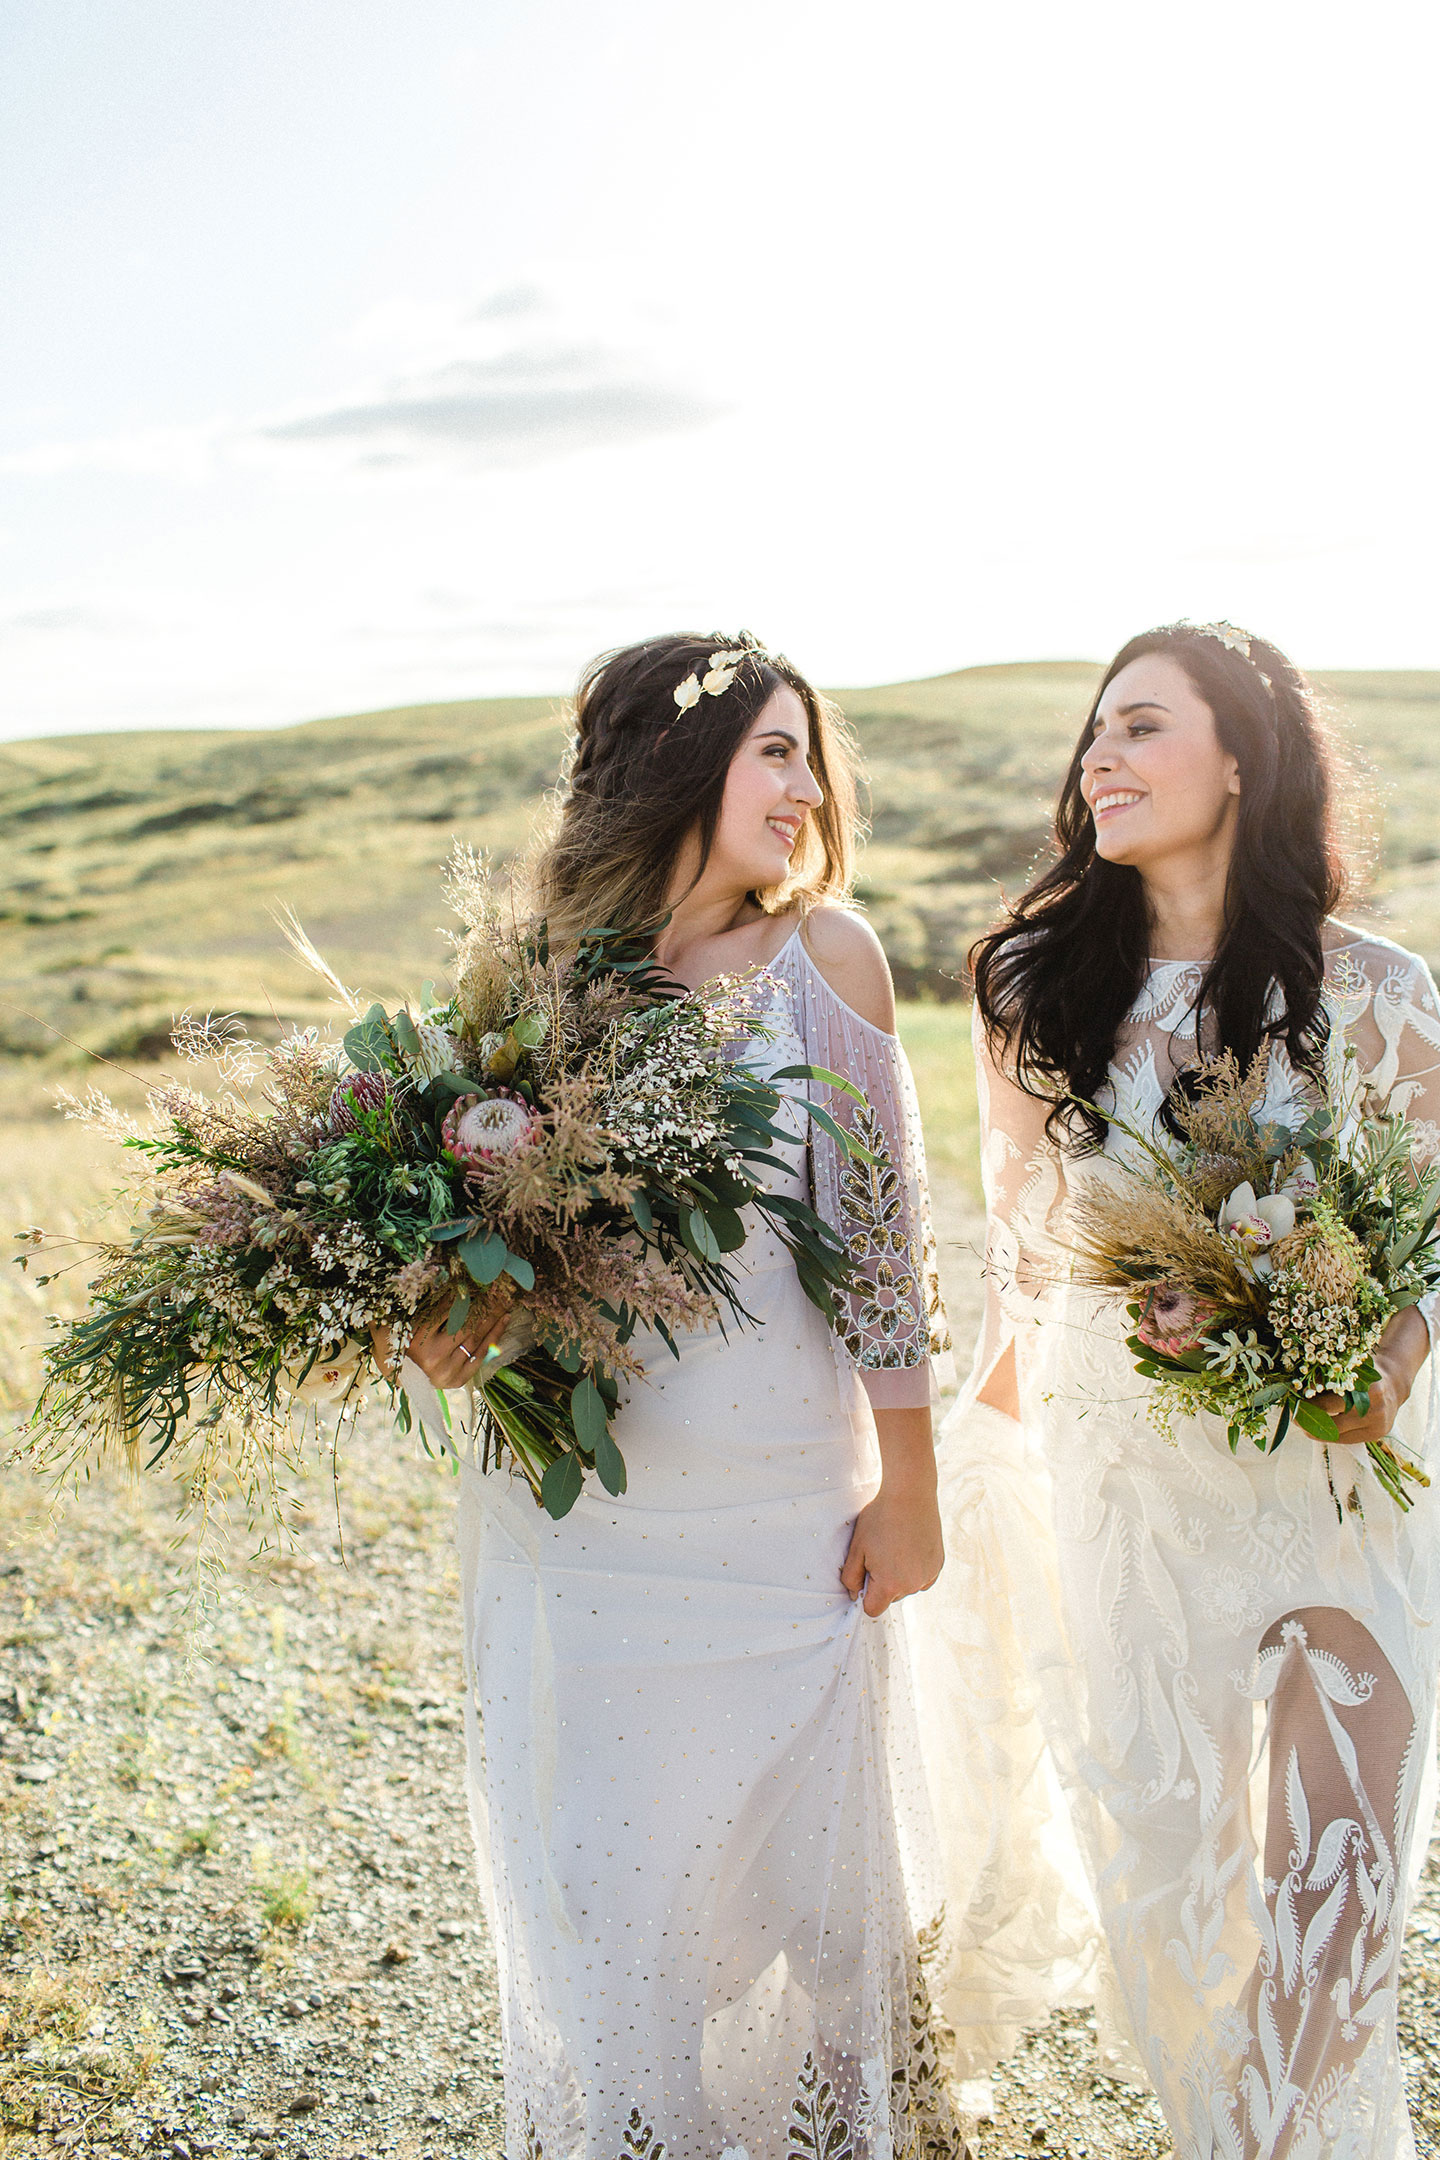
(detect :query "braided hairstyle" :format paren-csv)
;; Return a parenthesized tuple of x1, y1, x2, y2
(971, 621, 1353, 1146)
(527, 631, 861, 946)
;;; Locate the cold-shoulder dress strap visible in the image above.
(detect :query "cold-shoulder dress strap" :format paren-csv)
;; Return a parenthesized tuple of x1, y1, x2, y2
(775, 922, 952, 1409)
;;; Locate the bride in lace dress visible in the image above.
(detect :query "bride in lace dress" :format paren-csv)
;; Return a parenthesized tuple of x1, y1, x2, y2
(387, 636, 956, 2160)
(917, 622, 1440, 2157)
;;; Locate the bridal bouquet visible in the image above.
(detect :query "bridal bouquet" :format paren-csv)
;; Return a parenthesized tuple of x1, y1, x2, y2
(16, 849, 861, 1529)
(1069, 1050, 1440, 1508)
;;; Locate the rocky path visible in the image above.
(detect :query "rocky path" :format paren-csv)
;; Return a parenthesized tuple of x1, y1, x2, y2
(3, 1311, 1440, 2158)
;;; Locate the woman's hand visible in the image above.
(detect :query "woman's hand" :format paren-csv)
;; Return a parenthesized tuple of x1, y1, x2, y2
(1312, 1304, 1430, 1446)
(372, 1296, 512, 1392)
(840, 1406, 944, 1617)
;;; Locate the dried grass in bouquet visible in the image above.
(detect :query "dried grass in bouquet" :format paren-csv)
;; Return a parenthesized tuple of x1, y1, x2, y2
(1068, 1048, 1440, 1507)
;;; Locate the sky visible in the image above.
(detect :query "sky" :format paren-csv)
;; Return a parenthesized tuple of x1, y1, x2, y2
(1, 0, 1438, 740)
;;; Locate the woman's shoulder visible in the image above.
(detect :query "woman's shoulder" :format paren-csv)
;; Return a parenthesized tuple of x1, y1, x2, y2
(792, 905, 898, 1033)
(1322, 917, 1435, 987)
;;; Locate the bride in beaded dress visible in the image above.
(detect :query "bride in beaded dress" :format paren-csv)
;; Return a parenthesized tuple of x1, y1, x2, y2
(915, 621, 1440, 2158)
(386, 635, 957, 2160)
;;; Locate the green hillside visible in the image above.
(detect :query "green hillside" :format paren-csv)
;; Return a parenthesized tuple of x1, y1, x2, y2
(2, 662, 1439, 1084)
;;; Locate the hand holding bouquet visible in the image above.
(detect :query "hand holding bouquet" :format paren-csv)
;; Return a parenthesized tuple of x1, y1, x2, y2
(15, 851, 865, 1540)
(1069, 1049, 1440, 1507)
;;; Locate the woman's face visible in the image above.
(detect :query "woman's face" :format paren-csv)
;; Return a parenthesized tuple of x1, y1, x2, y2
(1079, 652, 1241, 875)
(710, 686, 825, 891)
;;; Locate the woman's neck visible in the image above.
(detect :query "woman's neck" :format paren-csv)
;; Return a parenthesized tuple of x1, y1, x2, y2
(653, 878, 783, 983)
(1141, 859, 1229, 965)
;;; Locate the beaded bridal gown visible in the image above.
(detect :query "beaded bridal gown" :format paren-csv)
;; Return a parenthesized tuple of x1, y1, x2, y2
(916, 930, 1440, 2158)
(436, 926, 955, 2160)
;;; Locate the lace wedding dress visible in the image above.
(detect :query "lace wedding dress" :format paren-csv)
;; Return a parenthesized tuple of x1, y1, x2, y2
(433, 926, 956, 2160)
(915, 928, 1440, 2158)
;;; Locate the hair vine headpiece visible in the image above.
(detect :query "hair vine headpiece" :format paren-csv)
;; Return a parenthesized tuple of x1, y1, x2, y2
(673, 648, 749, 713)
(1192, 620, 1252, 659)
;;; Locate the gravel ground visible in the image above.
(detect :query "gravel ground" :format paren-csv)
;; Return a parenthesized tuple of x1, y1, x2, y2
(4, 1242, 1440, 2158)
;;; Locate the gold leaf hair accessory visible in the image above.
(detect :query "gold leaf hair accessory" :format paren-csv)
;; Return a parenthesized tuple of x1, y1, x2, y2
(1194, 621, 1252, 658)
(674, 648, 750, 712)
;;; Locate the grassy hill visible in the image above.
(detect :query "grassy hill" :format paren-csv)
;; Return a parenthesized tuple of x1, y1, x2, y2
(3, 660, 1440, 1093)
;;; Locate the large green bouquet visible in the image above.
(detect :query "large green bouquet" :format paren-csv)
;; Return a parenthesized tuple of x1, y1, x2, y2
(18, 853, 864, 1530)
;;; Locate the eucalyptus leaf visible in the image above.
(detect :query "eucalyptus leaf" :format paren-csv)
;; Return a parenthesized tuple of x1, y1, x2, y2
(458, 1230, 508, 1285)
(540, 1452, 584, 1519)
(593, 1423, 627, 1496)
(682, 1208, 722, 1263)
(343, 1007, 397, 1074)
(570, 1376, 609, 1454)
(705, 1207, 747, 1254)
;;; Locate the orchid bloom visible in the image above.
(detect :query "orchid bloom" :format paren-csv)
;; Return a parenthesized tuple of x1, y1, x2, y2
(1280, 1154, 1320, 1204)
(1218, 1181, 1296, 1278)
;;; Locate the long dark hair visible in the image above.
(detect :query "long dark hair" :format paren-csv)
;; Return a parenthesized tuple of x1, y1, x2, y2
(970, 621, 1349, 1145)
(527, 631, 860, 945)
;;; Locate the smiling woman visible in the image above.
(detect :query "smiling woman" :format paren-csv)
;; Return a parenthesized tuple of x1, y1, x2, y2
(528, 629, 860, 946)
(973, 621, 1348, 1150)
(404, 630, 955, 2160)
(926, 620, 1440, 2159)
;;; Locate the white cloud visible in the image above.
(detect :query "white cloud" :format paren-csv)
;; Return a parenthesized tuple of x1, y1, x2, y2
(261, 348, 724, 462)
(0, 280, 727, 483)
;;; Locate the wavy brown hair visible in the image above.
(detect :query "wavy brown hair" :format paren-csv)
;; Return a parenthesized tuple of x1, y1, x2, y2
(527, 632, 862, 945)
(971, 622, 1351, 1146)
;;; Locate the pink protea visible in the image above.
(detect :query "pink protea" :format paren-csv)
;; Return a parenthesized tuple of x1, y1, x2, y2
(328, 1072, 393, 1135)
(1136, 1283, 1218, 1359)
(442, 1091, 541, 1178)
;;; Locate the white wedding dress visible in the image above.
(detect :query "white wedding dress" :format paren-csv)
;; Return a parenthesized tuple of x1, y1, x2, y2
(916, 928, 1440, 2158)
(435, 927, 956, 2160)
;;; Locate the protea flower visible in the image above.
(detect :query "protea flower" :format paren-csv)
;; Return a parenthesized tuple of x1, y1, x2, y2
(1270, 1213, 1370, 1303)
(1136, 1284, 1218, 1359)
(328, 1072, 393, 1136)
(442, 1092, 540, 1177)
(407, 1022, 461, 1082)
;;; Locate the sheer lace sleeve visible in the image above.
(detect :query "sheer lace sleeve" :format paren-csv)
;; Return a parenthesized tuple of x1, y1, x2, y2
(968, 1002, 1067, 1401)
(783, 943, 951, 1410)
(1326, 935, 1440, 1348)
